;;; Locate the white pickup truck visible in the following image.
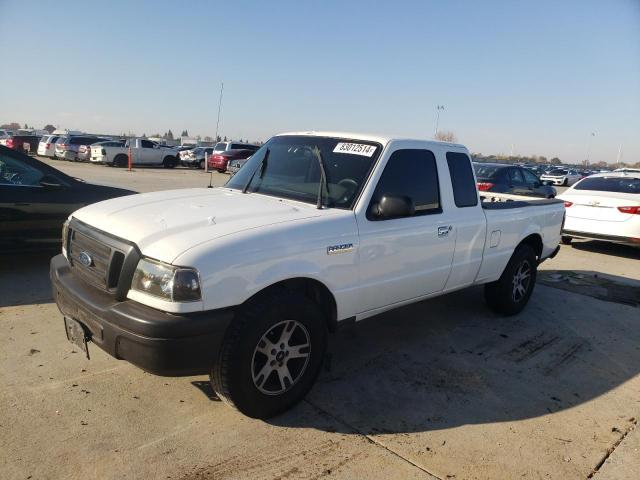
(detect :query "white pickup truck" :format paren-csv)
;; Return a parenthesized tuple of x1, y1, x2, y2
(90, 138, 178, 168)
(51, 132, 564, 418)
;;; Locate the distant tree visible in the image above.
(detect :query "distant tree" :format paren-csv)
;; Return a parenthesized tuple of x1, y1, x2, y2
(204, 136, 213, 142)
(165, 130, 174, 140)
(181, 130, 189, 137)
(550, 157, 561, 165)
(434, 130, 457, 142)
(216, 135, 221, 142)
(142, 133, 147, 137)
(24, 123, 28, 129)
(1, 122, 21, 131)
(43, 124, 56, 134)
(223, 135, 227, 142)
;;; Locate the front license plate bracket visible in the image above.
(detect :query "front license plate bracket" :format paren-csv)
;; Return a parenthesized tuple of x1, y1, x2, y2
(64, 317, 91, 360)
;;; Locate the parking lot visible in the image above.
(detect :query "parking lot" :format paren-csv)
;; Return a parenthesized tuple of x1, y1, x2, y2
(1, 159, 639, 480)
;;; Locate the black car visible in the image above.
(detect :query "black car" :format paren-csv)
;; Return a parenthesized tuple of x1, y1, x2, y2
(473, 163, 556, 198)
(0, 145, 135, 248)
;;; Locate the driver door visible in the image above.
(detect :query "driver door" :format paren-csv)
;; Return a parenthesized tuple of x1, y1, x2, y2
(0, 151, 74, 242)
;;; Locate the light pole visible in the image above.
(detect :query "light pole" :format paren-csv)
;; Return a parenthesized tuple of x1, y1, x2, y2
(214, 82, 224, 143)
(434, 104, 444, 137)
(586, 132, 595, 167)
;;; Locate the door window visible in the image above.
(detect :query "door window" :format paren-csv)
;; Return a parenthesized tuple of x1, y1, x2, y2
(368, 149, 441, 220)
(508, 168, 525, 185)
(522, 169, 540, 186)
(0, 152, 45, 186)
(140, 140, 155, 148)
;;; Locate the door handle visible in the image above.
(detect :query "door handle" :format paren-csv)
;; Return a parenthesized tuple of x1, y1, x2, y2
(438, 225, 453, 237)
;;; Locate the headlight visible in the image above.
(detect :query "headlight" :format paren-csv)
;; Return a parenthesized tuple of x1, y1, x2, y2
(62, 220, 70, 258)
(131, 258, 201, 302)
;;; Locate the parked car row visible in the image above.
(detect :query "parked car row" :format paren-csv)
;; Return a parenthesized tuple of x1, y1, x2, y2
(178, 141, 259, 170)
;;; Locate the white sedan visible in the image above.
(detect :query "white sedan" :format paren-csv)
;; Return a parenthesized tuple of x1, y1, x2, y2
(558, 172, 640, 246)
(540, 168, 582, 186)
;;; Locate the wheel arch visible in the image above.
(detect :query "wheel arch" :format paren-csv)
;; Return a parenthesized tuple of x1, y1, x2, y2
(243, 277, 338, 333)
(518, 233, 543, 260)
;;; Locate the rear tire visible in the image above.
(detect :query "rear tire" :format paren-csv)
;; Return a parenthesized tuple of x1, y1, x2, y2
(217, 168, 225, 173)
(484, 244, 537, 316)
(113, 154, 128, 168)
(563, 179, 568, 186)
(211, 288, 327, 419)
(163, 156, 177, 168)
(561, 236, 572, 245)
(199, 159, 205, 169)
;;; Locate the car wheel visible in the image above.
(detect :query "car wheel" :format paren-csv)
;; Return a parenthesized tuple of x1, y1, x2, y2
(114, 154, 128, 168)
(199, 160, 205, 169)
(211, 288, 327, 419)
(163, 156, 177, 168)
(561, 236, 572, 245)
(484, 244, 537, 316)
(217, 168, 225, 173)
(563, 179, 568, 186)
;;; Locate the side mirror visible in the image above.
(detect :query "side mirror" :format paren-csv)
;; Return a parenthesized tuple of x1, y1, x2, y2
(39, 175, 64, 189)
(372, 194, 415, 219)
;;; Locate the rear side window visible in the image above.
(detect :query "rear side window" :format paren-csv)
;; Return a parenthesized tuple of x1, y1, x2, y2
(214, 142, 227, 150)
(446, 152, 478, 207)
(369, 149, 441, 219)
(140, 140, 154, 148)
(574, 177, 640, 194)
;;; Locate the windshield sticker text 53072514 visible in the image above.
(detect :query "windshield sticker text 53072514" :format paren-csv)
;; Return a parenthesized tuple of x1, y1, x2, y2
(333, 143, 377, 157)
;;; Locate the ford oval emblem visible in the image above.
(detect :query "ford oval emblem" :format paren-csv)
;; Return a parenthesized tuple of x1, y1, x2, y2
(78, 251, 93, 267)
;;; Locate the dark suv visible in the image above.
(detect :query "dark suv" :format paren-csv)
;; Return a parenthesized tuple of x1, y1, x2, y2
(473, 163, 557, 198)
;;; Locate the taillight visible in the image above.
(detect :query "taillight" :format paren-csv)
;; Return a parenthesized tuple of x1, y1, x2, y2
(6, 138, 14, 148)
(563, 201, 573, 208)
(617, 206, 640, 215)
(477, 182, 494, 191)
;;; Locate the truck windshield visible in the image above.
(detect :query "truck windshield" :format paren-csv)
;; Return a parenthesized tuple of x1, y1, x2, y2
(226, 135, 381, 209)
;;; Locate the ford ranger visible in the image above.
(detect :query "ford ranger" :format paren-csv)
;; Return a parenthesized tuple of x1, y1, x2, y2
(50, 132, 564, 418)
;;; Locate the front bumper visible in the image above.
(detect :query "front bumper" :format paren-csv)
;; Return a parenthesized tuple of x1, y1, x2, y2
(50, 254, 235, 376)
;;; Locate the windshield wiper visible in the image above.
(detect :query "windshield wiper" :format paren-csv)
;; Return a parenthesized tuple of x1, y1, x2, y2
(242, 148, 270, 193)
(313, 147, 330, 209)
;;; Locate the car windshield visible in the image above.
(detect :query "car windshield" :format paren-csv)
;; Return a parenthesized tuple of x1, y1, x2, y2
(573, 176, 640, 194)
(214, 142, 227, 151)
(226, 135, 381, 209)
(549, 169, 568, 175)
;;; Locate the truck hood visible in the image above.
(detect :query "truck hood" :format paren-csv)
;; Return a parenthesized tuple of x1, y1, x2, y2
(72, 188, 326, 263)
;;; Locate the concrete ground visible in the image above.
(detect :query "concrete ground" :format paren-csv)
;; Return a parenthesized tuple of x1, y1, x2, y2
(1, 159, 638, 480)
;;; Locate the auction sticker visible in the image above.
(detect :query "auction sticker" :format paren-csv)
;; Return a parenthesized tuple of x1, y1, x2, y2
(333, 143, 377, 157)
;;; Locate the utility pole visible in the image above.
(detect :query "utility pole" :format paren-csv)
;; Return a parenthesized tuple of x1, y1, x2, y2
(214, 82, 224, 143)
(434, 105, 444, 137)
(586, 132, 595, 167)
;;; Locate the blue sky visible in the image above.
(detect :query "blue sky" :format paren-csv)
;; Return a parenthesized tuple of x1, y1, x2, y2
(1, 0, 638, 163)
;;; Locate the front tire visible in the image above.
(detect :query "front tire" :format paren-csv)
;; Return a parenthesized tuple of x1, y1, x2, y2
(563, 179, 568, 186)
(199, 159, 205, 169)
(484, 244, 537, 316)
(211, 288, 327, 419)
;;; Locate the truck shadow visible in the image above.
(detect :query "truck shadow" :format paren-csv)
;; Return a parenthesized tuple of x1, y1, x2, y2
(0, 247, 57, 307)
(270, 280, 640, 435)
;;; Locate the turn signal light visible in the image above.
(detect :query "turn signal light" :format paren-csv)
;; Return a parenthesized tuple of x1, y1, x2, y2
(617, 206, 640, 215)
(563, 201, 573, 208)
(477, 182, 494, 191)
